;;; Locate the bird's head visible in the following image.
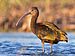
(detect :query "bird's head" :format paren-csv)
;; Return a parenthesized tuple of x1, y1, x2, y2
(16, 7, 39, 26)
(29, 7, 39, 16)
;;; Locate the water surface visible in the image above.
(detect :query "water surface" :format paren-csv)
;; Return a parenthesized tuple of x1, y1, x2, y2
(0, 32, 75, 56)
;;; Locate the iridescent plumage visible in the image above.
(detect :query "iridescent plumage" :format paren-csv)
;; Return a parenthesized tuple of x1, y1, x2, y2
(16, 7, 68, 53)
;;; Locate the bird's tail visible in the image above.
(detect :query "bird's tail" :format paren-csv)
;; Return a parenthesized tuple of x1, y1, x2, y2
(59, 35, 68, 42)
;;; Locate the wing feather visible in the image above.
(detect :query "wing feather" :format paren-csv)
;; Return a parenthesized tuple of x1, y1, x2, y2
(36, 23, 56, 41)
(43, 21, 67, 35)
(42, 21, 68, 42)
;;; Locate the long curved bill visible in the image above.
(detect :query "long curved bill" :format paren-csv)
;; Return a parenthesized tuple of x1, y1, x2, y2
(16, 12, 31, 26)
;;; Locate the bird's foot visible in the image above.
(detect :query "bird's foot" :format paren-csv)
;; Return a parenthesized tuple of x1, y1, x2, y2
(42, 50, 45, 53)
(50, 51, 52, 54)
(50, 51, 53, 55)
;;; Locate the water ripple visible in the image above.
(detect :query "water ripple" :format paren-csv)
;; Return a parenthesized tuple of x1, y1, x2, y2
(0, 32, 74, 56)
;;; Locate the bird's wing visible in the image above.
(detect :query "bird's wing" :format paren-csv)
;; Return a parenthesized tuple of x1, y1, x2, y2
(36, 23, 56, 41)
(43, 21, 67, 35)
(42, 21, 68, 42)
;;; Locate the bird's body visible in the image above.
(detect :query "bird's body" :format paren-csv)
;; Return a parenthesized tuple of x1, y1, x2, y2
(16, 7, 68, 53)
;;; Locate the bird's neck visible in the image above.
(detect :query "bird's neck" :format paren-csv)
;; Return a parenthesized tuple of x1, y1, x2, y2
(31, 15, 38, 34)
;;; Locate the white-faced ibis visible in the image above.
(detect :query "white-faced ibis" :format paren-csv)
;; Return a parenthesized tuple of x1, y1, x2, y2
(16, 7, 68, 53)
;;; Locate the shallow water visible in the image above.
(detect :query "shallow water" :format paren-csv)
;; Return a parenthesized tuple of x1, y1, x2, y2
(0, 32, 75, 56)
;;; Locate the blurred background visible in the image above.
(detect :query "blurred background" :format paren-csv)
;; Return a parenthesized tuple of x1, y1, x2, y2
(0, 0, 75, 32)
(0, 0, 75, 56)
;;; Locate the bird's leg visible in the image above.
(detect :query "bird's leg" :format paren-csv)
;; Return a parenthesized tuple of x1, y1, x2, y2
(50, 43, 53, 54)
(42, 40, 44, 53)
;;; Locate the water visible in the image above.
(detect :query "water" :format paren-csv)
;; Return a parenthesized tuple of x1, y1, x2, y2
(0, 32, 75, 56)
